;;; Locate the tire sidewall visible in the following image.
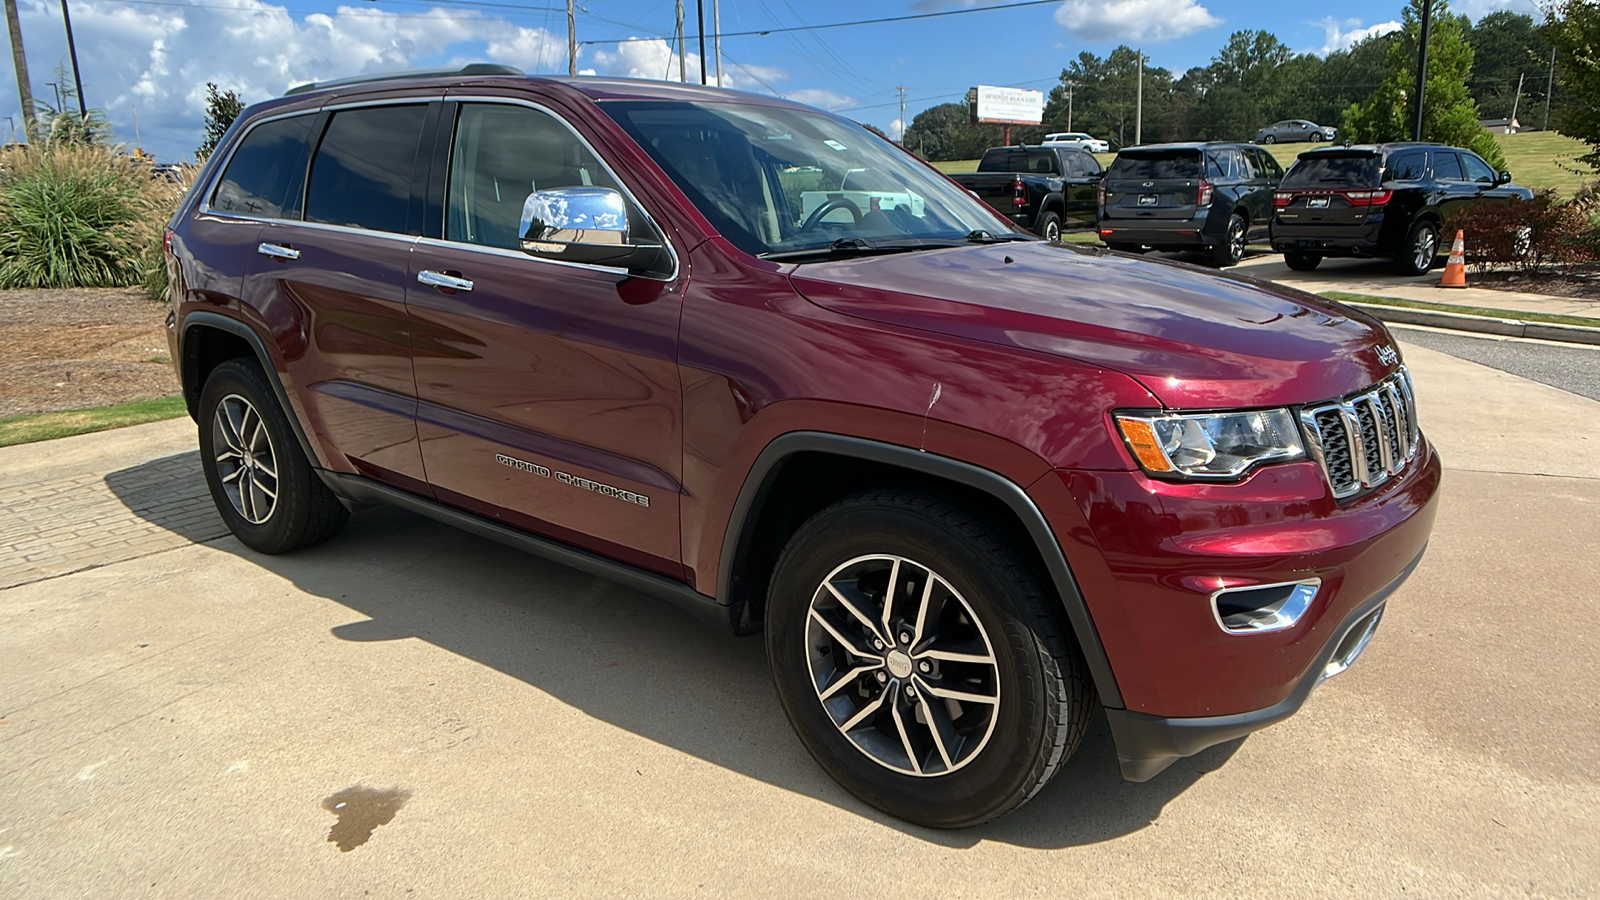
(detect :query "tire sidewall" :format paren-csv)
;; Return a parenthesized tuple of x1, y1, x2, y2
(1400, 219, 1439, 275)
(1038, 211, 1062, 242)
(198, 359, 318, 553)
(766, 502, 1056, 828)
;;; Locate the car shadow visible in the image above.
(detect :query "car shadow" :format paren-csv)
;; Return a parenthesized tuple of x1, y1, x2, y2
(106, 452, 1240, 848)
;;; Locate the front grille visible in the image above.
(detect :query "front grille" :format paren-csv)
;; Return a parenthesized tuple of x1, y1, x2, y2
(1299, 368, 1419, 500)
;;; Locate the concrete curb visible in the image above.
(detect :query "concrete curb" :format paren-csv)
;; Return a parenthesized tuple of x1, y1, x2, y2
(1343, 301, 1600, 346)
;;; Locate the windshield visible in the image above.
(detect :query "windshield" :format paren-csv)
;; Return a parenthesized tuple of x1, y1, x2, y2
(1107, 150, 1202, 180)
(1280, 155, 1380, 188)
(602, 99, 1018, 257)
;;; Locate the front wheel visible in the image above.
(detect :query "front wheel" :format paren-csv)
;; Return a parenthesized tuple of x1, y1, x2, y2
(1036, 210, 1063, 243)
(1309, 132, 1324, 142)
(198, 359, 349, 553)
(766, 490, 1093, 828)
(1211, 212, 1247, 267)
(1396, 220, 1440, 276)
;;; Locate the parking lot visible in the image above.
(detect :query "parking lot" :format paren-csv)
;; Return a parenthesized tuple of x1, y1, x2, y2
(2, 336, 1597, 898)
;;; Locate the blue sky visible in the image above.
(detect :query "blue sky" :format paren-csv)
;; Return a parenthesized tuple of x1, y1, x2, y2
(0, 0, 1537, 160)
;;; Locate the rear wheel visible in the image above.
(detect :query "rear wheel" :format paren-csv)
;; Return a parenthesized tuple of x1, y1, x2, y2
(1284, 251, 1323, 271)
(1262, 135, 1276, 145)
(1036, 210, 1063, 242)
(199, 359, 349, 554)
(1396, 219, 1440, 276)
(766, 490, 1093, 828)
(1211, 212, 1247, 267)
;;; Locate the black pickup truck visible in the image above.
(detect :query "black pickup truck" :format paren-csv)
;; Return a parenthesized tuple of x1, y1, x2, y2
(949, 145, 1104, 241)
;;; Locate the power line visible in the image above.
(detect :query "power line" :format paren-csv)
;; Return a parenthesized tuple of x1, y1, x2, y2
(579, 0, 1061, 45)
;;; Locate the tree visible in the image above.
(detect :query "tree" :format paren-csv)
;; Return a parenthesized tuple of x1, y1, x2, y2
(1546, 1, 1600, 171)
(1042, 47, 1177, 147)
(198, 83, 244, 160)
(1344, 0, 1505, 169)
(1464, 11, 1552, 120)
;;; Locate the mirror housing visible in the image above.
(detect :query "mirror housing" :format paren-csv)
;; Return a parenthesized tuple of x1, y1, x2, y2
(519, 187, 664, 274)
(1496, 170, 1513, 185)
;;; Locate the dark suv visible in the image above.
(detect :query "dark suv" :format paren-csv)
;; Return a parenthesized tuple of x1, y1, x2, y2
(1271, 142, 1532, 275)
(1097, 142, 1284, 267)
(166, 67, 1439, 828)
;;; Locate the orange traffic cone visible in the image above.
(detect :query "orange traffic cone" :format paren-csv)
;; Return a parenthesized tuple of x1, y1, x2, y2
(1439, 230, 1467, 288)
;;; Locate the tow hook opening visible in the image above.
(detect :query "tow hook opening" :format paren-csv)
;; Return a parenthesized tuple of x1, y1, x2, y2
(1210, 579, 1321, 634)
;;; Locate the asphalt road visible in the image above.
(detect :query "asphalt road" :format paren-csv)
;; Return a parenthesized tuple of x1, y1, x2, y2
(1391, 324, 1600, 403)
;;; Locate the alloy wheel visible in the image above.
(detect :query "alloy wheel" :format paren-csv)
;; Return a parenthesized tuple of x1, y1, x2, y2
(804, 553, 1001, 776)
(211, 393, 279, 525)
(1229, 217, 1247, 261)
(1413, 226, 1438, 272)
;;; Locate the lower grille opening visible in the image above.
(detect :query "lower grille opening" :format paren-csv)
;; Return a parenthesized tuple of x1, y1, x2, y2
(1321, 604, 1385, 681)
(1211, 580, 1320, 634)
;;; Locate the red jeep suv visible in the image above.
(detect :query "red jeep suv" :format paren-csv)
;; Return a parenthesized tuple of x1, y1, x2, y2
(165, 66, 1440, 828)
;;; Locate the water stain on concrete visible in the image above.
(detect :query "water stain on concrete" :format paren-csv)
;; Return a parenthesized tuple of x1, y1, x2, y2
(322, 785, 411, 852)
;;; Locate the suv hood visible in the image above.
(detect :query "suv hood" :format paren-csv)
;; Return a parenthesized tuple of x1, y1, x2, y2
(789, 242, 1396, 409)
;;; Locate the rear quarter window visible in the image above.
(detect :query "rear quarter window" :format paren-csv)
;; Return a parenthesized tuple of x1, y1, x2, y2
(1108, 151, 1202, 179)
(1280, 155, 1380, 188)
(210, 114, 316, 218)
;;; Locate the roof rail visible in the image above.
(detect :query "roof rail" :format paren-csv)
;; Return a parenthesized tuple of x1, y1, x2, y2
(284, 63, 523, 97)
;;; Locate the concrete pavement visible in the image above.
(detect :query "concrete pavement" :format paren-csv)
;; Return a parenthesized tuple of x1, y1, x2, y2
(1, 346, 1596, 898)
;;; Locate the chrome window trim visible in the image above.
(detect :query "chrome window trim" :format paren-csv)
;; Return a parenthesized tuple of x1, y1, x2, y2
(433, 94, 681, 283)
(414, 235, 632, 278)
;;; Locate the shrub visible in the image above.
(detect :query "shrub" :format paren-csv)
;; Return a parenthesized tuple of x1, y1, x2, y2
(0, 144, 181, 294)
(1442, 189, 1598, 274)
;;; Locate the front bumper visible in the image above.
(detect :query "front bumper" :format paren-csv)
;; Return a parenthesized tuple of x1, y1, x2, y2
(1103, 548, 1418, 781)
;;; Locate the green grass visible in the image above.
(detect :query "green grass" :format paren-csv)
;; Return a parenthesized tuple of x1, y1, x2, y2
(0, 394, 187, 448)
(1320, 291, 1600, 328)
(931, 132, 1595, 195)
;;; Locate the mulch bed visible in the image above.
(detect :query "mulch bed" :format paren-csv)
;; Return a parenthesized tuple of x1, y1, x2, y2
(1469, 264, 1600, 301)
(0, 288, 179, 418)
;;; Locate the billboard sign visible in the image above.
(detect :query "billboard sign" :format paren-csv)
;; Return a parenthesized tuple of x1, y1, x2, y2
(968, 85, 1045, 125)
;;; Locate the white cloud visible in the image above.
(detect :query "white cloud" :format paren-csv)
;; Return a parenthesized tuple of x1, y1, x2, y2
(785, 89, 858, 111)
(1453, 0, 1520, 19)
(1315, 16, 1402, 56)
(1053, 0, 1221, 44)
(0, 0, 842, 160)
(890, 117, 905, 140)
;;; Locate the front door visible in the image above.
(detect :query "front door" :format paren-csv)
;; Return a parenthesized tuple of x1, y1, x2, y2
(406, 100, 686, 578)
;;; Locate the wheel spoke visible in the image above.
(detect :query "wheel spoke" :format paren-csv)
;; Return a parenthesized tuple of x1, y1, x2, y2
(910, 574, 941, 646)
(916, 677, 960, 771)
(880, 557, 901, 637)
(818, 663, 878, 701)
(238, 471, 256, 520)
(922, 681, 999, 706)
(217, 403, 245, 454)
(215, 448, 243, 465)
(838, 692, 885, 733)
(917, 646, 994, 665)
(809, 607, 883, 661)
(220, 467, 243, 484)
(824, 582, 887, 643)
(253, 455, 277, 480)
(890, 700, 922, 775)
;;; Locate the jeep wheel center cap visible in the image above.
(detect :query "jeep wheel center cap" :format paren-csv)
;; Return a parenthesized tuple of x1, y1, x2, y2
(886, 650, 913, 679)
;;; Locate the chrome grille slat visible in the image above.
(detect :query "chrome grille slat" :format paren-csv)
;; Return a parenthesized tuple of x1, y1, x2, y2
(1299, 368, 1417, 500)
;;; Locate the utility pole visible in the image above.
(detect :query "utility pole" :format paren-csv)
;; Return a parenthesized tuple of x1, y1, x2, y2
(696, 0, 706, 84)
(1411, 0, 1433, 142)
(1543, 44, 1556, 132)
(566, 0, 576, 76)
(675, 0, 686, 83)
(58, 0, 85, 119)
(1066, 81, 1074, 132)
(1509, 71, 1524, 130)
(712, 0, 722, 85)
(4, 0, 35, 139)
(897, 85, 906, 142)
(1135, 49, 1143, 146)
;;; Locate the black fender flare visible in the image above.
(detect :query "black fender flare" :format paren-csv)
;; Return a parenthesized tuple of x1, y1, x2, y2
(179, 309, 324, 469)
(717, 431, 1125, 709)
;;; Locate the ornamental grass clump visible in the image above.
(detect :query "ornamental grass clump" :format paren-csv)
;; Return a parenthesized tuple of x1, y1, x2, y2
(0, 144, 173, 291)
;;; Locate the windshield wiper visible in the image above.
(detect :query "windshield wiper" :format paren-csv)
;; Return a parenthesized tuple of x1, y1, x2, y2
(760, 237, 915, 262)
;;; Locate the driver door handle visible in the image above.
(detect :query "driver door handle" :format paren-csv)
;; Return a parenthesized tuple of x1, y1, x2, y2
(257, 242, 300, 261)
(417, 270, 474, 292)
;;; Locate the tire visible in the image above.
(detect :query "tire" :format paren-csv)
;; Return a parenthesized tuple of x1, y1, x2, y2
(1284, 251, 1323, 271)
(1396, 219, 1440, 276)
(1262, 134, 1276, 145)
(766, 489, 1093, 828)
(1036, 210, 1063, 242)
(1106, 242, 1144, 253)
(1210, 212, 1247, 267)
(1309, 132, 1324, 142)
(198, 358, 349, 554)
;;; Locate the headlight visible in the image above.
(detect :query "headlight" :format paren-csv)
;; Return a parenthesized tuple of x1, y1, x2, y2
(1114, 408, 1305, 479)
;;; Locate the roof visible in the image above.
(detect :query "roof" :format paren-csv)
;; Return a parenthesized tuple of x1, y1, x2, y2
(1297, 141, 1448, 156)
(1118, 141, 1255, 151)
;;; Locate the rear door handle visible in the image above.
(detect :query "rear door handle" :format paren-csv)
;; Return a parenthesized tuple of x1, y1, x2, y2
(257, 242, 300, 261)
(417, 270, 474, 292)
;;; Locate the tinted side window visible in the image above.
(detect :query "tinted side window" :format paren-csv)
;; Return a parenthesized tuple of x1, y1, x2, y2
(447, 103, 641, 250)
(305, 104, 429, 234)
(1061, 152, 1084, 176)
(1461, 153, 1497, 184)
(1386, 151, 1427, 181)
(1255, 148, 1284, 180)
(211, 114, 315, 218)
(1430, 151, 1464, 181)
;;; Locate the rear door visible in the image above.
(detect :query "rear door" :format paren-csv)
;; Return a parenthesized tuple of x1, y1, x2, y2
(241, 101, 436, 489)
(1241, 147, 1280, 240)
(1101, 148, 1206, 223)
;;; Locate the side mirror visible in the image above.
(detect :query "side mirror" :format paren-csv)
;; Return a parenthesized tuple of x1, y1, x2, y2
(519, 187, 663, 274)
(1497, 170, 1513, 185)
